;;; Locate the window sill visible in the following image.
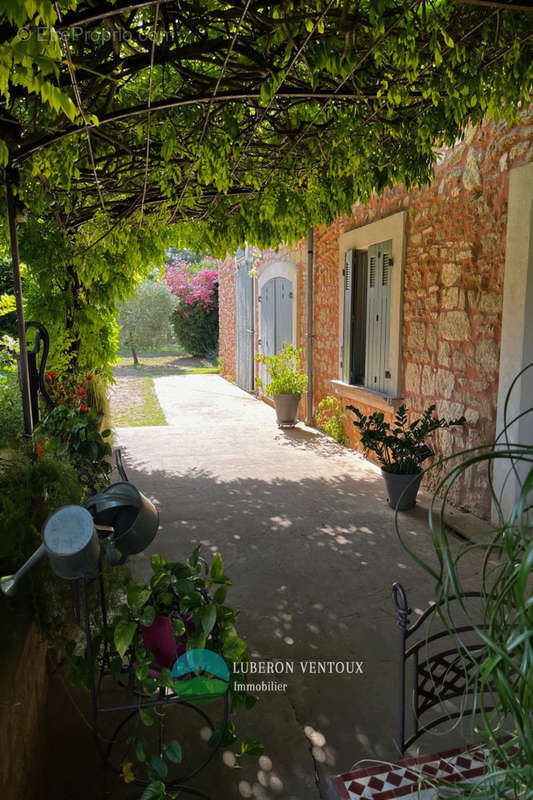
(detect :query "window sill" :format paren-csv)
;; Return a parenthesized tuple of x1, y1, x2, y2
(329, 380, 403, 411)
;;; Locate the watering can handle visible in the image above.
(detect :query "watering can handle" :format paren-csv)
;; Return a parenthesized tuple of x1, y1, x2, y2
(0, 543, 46, 597)
(86, 495, 140, 514)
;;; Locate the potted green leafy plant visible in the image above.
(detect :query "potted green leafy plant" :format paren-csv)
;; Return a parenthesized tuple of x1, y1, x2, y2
(66, 547, 262, 796)
(346, 403, 465, 509)
(255, 343, 308, 427)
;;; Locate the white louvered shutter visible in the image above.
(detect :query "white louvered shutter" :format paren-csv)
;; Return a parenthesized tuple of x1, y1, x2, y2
(365, 240, 392, 393)
(342, 250, 354, 383)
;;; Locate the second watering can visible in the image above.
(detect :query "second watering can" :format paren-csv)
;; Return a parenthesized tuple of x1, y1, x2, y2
(86, 482, 159, 565)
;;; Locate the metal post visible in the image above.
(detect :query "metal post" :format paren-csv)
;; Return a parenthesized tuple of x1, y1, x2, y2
(247, 244, 255, 393)
(392, 582, 410, 756)
(305, 228, 313, 425)
(6, 168, 33, 436)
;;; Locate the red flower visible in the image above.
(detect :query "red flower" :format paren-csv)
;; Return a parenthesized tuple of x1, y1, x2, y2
(78, 388, 84, 396)
(87, 374, 93, 381)
(80, 403, 88, 412)
(51, 371, 56, 377)
(70, 392, 76, 399)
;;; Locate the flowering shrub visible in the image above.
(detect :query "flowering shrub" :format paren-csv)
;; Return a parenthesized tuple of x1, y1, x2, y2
(166, 264, 219, 358)
(35, 404, 112, 493)
(45, 371, 93, 412)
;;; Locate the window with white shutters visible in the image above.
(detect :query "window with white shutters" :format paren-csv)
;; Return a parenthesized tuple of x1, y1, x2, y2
(343, 239, 392, 394)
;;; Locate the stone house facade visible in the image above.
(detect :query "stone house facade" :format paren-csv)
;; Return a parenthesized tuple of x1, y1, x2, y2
(218, 113, 533, 518)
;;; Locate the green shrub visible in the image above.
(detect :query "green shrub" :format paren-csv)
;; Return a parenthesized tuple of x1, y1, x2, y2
(255, 343, 308, 396)
(0, 340, 22, 447)
(167, 267, 219, 358)
(316, 396, 347, 444)
(0, 259, 18, 338)
(0, 446, 128, 646)
(0, 449, 82, 566)
(35, 404, 112, 494)
(172, 296, 219, 358)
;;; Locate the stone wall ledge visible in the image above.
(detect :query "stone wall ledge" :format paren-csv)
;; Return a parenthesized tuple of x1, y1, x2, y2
(329, 380, 403, 411)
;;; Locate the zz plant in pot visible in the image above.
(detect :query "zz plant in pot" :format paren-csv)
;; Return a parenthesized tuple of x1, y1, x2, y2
(255, 343, 308, 427)
(347, 403, 465, 510)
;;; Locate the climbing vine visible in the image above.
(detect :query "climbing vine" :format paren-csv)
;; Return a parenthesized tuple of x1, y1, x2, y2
(0, 0, 530, 255)
(0, 0, 531, 373)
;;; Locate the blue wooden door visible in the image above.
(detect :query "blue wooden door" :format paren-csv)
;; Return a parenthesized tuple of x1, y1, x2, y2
(235, 253, 254, 392)
(260, 277, 293, 390)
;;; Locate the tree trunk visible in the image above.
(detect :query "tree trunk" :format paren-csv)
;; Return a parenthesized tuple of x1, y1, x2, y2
(131, 345, 139, 366)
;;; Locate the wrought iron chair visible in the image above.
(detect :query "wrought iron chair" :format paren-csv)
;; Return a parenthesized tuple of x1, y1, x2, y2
(392, 582, 493, 756)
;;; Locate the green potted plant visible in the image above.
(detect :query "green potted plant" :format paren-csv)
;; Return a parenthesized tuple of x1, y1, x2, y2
(66, 547, 262, 796)
(346, 403, 465, 509)
(255, 343, 308, 427)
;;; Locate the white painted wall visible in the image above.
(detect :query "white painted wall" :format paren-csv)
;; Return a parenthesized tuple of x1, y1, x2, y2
(494, 163, 533, 519)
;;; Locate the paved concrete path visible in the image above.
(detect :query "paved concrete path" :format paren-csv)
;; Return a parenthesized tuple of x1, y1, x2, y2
(115, 375, 480, 800)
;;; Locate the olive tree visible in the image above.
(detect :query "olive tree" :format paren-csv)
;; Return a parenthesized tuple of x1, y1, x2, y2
(117, 279, 176, 365)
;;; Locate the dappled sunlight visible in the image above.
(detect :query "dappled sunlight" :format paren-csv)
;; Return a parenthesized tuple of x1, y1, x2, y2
(114, 412, 481, 798)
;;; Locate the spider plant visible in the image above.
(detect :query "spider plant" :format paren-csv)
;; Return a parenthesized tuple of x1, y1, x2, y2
(394, 364, 533, 798)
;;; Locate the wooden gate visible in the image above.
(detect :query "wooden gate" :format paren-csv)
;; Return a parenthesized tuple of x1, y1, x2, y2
(235, 251, 254, 392)
(259, 276, 293, 389)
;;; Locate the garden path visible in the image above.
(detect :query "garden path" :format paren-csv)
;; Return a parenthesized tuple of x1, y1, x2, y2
(110, 374, 483, 800)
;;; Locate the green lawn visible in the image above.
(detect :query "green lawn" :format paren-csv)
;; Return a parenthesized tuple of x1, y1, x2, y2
(110, 348, 219, 427)
(115, 347, 219, 377)
(109, 375, 166, 427)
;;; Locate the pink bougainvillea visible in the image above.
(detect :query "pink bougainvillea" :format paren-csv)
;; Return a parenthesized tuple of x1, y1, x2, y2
(165, 262, 219, 311)
(165, 259, 220, 356)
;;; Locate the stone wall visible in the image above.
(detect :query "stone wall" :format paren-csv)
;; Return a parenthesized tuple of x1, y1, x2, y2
(218, 113, 533, 517)
(218, 253, 237, 382)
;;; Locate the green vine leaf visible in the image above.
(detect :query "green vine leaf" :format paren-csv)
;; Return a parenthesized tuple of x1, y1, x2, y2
(113, 619, 136, 658)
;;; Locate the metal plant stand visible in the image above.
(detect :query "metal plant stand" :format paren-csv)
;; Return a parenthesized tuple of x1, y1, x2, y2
(76, 563, 229, 799)
(0, 447, 228, 797)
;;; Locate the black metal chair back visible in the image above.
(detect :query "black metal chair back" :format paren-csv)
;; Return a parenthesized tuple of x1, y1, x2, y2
(25, 321, 53, 423)
(392, 582, 492, 756)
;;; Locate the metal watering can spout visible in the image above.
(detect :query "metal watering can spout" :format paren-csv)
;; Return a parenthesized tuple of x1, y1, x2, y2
(1, 544, 46, 597)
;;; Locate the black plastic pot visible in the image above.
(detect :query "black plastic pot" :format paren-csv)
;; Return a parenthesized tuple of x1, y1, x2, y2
(381, 468, 423, 510)
(273, 393, 301, 427)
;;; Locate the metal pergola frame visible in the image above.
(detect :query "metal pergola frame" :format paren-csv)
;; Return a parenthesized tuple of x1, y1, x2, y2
(2, 0, 532, 435)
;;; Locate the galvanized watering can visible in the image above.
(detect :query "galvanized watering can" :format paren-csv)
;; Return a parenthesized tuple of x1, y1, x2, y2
(0, 505, 100, 597)
(86, 482, 159, 565)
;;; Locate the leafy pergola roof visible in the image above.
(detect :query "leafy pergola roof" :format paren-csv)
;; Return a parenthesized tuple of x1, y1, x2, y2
(2, 0, 532, 251)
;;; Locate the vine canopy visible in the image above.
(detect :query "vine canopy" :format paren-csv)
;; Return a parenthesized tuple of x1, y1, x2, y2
(1, 0, 532, 255)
